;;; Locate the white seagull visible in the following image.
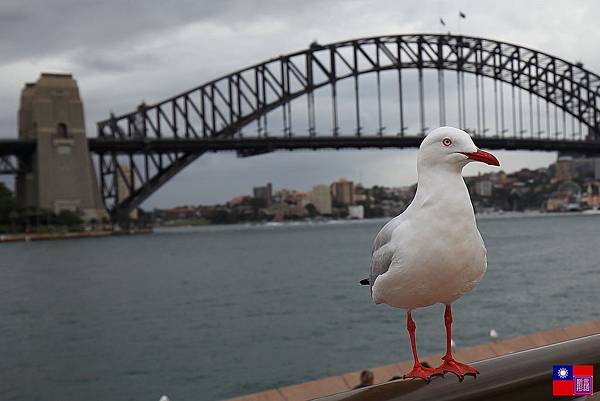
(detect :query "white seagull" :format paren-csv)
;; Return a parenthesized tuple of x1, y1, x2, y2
(361, 127, 499, 381)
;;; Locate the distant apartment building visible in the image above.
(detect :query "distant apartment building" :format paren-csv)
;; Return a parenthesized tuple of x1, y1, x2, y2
(348, 205, 364, 219)
(162, 207, 199, 220)
(584, 182, 600, 208)
(269, 189, 310, 218)
(555, 157, 576, 181)
(474, 180, 493, 197)
(595, 159, 600, 180)
(354, 184, 368, 203)
(229, 196, 250, 206)
(310, 185, 332, 215)
(487, 171, 508, 187)
(583, 158, 600, 180)
(253, 182, 273, 207)
(286, 191, 311, 216)
(331, 178, 354, 205)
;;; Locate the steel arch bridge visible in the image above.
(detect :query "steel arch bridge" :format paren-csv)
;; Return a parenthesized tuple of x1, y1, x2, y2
(88, 34, 600, 217)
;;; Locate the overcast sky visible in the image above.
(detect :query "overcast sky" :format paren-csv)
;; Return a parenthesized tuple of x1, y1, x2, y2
(1, 0, 598, 208)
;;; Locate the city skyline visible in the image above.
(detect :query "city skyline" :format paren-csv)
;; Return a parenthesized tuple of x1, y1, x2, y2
(161, 154, 599, 210)
(154, 154, 600, 228)
(3, 0, 600, 207)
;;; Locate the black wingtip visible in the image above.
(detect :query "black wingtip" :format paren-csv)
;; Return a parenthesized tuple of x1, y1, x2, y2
(360, 278, 370, 285)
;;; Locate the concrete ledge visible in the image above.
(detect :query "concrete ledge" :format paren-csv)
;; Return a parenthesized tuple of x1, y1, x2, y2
(224, 320, 600, 401)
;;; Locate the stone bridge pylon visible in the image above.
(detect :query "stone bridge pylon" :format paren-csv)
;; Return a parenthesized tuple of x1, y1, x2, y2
(17, 73, 107, 221)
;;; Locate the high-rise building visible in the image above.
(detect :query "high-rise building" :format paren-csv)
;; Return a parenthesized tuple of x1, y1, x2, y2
(555, 157, 575, 181)
(253, 182, 273, 207)
(593, 158, 600, 180)
(331, 178, 354, 205)
(310, 185, 332, 214)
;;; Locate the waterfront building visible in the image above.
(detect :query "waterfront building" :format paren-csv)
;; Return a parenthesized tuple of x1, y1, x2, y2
(268, 189, 310, 218)
(545, 180, 582, 211)
(556, 157, 576, 181)
(348, 205, 364, 219)
(288, 192, 311, 216)
(474, 180, 493, 197)
(354, 184, 368, 203)
(331, 178, 354, 205)
(253, 182, 273, 207)
(583, 181, 600, 208)
(590, 158, 600, 180)
(229, 196, 250, 206)
(488, 171, 507, 186)
(162, 207, 200, 220)
(310, 185, 332, 215)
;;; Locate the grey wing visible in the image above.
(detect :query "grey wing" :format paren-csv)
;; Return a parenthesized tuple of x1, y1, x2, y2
(368, 216, 403, 290)
(369, 243, 394, 292)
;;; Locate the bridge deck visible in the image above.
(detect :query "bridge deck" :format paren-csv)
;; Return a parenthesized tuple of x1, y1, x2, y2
(224, 319, 600, 401)
(88, 136, 600, 155)
(4, 136, 600, 156)
(0, 139, 35, 155)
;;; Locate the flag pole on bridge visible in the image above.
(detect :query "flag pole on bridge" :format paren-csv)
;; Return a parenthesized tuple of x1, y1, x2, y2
(458, 11, 466, 35)
(439, 17, 451, 35)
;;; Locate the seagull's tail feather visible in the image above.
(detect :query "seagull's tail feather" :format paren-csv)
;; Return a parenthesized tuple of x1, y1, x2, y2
(360, 278, 370, 285)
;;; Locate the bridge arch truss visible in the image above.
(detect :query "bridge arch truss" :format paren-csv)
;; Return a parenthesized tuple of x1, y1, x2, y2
(96, 34, 600, 218)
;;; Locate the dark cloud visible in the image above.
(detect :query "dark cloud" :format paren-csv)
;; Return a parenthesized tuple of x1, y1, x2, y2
(2, 0, 596, 207)
(0, 0, 221, 62)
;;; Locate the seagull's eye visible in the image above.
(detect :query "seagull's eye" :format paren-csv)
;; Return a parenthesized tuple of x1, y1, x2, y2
(442, 137, 452, 146)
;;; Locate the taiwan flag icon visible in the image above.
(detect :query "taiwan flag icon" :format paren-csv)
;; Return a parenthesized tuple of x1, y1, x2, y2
(553, 365, 593, 396)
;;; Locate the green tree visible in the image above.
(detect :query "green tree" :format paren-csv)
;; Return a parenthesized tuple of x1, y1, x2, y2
(305, 203, 319, 217)
(55, 210, 83, 226)
(209, 209, 231, 224)
(0, 183, 16, 224)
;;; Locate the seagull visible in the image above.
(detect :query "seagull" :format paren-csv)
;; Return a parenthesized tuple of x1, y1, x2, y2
(360, 127, 499, 381)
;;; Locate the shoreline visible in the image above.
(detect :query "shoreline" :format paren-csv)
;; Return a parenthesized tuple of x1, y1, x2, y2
(0, 228, 152, 243)
(155, 209, 600, 231)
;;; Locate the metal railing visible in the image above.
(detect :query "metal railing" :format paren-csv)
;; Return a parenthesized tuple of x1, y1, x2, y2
(316, 334, 600, 401)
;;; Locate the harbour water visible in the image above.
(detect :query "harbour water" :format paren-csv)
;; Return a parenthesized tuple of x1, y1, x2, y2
(1, 214, 599, 401)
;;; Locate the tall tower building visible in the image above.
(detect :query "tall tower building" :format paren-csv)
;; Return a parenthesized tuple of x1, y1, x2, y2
(253, 182, 273, 207)
(310, 185, 332, 214)
(331, 178, 354, 205)
(555, 157, 575, 181)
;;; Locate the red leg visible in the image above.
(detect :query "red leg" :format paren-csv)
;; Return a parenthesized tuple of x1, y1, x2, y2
(403, 311, 436, 381)
(434, 304, 479, 381)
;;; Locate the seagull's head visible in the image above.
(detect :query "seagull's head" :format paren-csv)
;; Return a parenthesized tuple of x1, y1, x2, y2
(418, 126, 500, 172)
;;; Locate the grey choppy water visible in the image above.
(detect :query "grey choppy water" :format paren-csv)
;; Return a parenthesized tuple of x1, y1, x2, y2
(1, 215, 600, 401)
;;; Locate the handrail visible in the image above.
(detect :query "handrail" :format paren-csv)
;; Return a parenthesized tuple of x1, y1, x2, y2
(316, 334, 600, 401)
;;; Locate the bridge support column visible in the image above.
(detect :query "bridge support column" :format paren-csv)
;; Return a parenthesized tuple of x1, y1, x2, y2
(16, 73, 107, 221)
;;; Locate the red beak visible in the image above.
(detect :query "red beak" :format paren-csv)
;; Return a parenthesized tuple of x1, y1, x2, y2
(461, 149, 500, 166)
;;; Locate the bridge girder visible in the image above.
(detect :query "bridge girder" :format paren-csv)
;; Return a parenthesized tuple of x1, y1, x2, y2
(95, 33, 600, 217)
(89, 136, 600, 156)
(0, 140, 34, 175)
(0, 156, 21, 174)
